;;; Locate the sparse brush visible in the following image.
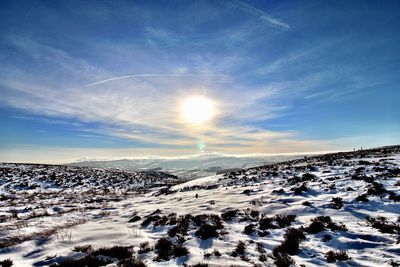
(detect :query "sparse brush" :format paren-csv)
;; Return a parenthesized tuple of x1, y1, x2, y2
(249, 209, 260, 218)
(331, 197, 344, 209)
(326, 250, 350, 263)
(204, 252, 212, 260)
(168, 223, 187, 237)
(388, 168, 400, 177)
(273, 228, 305, 256)
(73, 244, 92, 253)
(172, 244, 189, 257)
(168, 215, 190, 237)
(193, 214, 222, 228)
(273, 252, 294, 267)
(213, 249, 221, 257)
(258, 230, 270, 237)
(259, 253, 267, 262)
(355, 194, 369, 202)
(91, 246, 133, 260)
(287, 173, 316, 185)
(302, 173, 317, 181)
(256, 242, 266, 254)
(259, 214, 296, 230)
(272, 189, 285, 194)
(291, 183, 308, 195)
(233, 241, 246, 255)
(138, 242, 151, 254)
(352, 174, 374, 183)
(154, 238, 173, 261)
(242, 189, 254, 195)
(195, 223, 220, 239)
(221, 209, 239, 221)
(329, 183, 336, 190)
(50, 255, 112, 267)
(323, 234, 332, 242)
(259, 216, 276, 230)
(0, 259, 13, 267)
(141, 215, 161, 227)
(367, 182, 387, 195)
(275, 215, 296, 228)
(305, 220, 325, 234)
(366, 216, 400, 234)
(118, 257, 147, 267)
(308, 216, 347, 232)
(244, 223, 256, 235)
(129, 215, 141, 223)
(389, 192, 400, 201)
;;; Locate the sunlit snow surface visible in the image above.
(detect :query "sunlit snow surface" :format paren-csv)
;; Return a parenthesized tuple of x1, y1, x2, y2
(1, 146, 400, 266)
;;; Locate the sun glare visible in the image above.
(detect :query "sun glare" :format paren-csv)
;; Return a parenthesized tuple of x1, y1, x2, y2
(181, 96, 215, 125)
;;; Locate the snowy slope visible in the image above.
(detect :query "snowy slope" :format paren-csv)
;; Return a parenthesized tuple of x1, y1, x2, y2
(1, 146, 400, 266)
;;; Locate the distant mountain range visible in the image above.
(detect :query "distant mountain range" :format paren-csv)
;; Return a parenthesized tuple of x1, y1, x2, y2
(68, 152, 316, 179)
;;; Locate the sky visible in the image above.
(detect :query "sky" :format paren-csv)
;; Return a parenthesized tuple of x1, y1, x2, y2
(0, 0, 399, 163)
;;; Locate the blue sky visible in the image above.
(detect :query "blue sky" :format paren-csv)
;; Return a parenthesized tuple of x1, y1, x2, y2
(0, 0, 399, 163)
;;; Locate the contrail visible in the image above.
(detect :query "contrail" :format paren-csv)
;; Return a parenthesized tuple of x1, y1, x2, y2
(226, 0, 290, 31)
(84, 74, 227, 87)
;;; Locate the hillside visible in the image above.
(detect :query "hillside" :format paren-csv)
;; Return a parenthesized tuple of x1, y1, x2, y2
(1, 146, 400, 266)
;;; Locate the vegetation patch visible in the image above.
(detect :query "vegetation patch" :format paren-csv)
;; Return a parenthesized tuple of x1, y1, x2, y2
(172, 244, 189, 257)
(221, 209, 239, 221)
(326, 250, 351, 263)
(355, 194, 369, 202)
(0, 259, 13, 267)
(291, 183, 308, 195)
(118, 257, 147, 267)
(138, 242, 151, 254)
(273, 252, 294, 267)
(259, 214, 296, 230)
(195, 223, 220, 239)
(306, 216, 347, 233)
(244, 223, 256, 235)
(287, 173, 316, 185)
(331, 197, 344, 209)
(91, 246, 133, 260)
(367, 182, 387, 195)
(273, 228, 305, 256)
(50, 255, 112, 267)
(154, 238, 173, 261)
(231, 241, 246, 257)
(366, 216, 400, 234)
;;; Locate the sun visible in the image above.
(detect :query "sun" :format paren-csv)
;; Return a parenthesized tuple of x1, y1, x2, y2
(181, 96, 215, 125)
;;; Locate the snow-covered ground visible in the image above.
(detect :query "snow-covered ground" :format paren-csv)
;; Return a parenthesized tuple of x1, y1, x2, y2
(1, 146, 400, 266)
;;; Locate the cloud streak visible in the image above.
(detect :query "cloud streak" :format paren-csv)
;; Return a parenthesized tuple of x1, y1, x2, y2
(85, 74, 228, 87)
(224, 0, 290, 30)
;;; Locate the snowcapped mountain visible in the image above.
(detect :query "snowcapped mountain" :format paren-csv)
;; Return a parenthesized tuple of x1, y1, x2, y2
(69, 152, 314, 179)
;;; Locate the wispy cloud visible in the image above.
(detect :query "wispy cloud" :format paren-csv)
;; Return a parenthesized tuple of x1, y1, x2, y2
(224, 0, 290, 30)
(1, 0, 398, 161)
(85, 74, 227, 87)
(0, 33, 323, 155)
